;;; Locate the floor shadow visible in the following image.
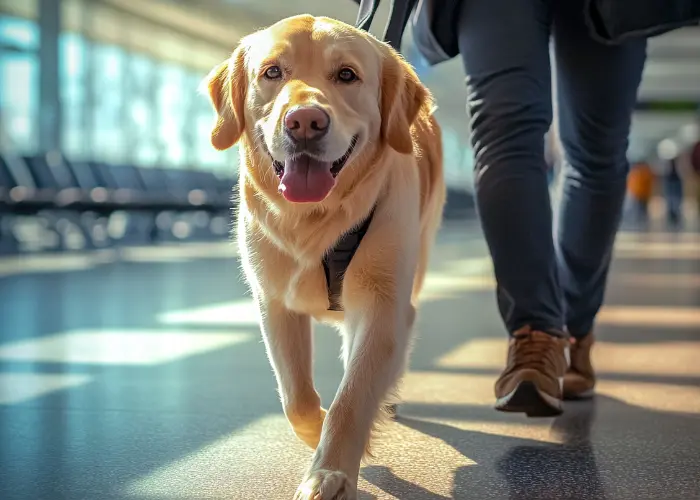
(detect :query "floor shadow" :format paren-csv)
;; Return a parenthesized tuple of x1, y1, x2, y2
(362, 466, 450, 500)
(492, 400, 607, 500)
(362, 395, 700, 499)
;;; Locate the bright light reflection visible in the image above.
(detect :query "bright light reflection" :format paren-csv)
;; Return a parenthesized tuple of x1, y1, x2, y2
(158, 300, 260, 327)
(0, 330, 253, 365)
(0, 373, 92, 405)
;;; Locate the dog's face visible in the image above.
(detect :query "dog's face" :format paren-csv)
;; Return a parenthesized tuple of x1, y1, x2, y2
(204, 15, 427, 204)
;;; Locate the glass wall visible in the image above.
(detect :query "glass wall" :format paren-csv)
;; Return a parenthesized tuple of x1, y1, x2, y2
(0, 2, 237, 176)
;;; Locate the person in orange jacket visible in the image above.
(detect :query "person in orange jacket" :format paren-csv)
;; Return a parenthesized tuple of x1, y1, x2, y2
(626, 162, 656, 224)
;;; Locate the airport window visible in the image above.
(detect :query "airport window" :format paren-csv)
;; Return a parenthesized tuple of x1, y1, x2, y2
(90, 42, 127, 164)
(59, 32, 86, 160)
(1, 10, 240, 176)
(157, 63, 188, 168)
(0, 50, 39, 153)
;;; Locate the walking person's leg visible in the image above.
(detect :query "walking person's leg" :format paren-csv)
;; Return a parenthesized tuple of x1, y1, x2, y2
(552, 0, 647, 398)
(457, 0, 571, 417)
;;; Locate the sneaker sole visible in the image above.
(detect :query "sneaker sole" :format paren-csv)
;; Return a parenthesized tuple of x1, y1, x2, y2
(495, 380, 563, 417)
(563, 388, 595, 400)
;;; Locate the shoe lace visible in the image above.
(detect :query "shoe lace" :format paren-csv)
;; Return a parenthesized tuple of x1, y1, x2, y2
(511, 333, 562, 371)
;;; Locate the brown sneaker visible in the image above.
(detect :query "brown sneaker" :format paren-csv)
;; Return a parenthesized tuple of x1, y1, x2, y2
(495, 328, 570, 417)
(563, 332, 596, 400)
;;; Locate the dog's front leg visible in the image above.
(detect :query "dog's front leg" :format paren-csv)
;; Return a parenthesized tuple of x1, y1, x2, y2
(258, 298, 326, 449)
(294, 286, 415, 499)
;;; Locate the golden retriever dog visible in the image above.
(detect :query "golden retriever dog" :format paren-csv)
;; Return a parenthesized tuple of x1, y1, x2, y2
(203, 14, 445, 499)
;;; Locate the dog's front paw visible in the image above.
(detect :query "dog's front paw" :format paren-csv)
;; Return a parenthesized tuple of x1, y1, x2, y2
(294, 469, 356, 500)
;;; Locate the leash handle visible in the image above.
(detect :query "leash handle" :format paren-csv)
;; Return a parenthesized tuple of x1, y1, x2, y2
(356, 0, 417, 52)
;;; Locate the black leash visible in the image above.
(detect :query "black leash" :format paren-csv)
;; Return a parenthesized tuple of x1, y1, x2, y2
(355, 0, 418, 51)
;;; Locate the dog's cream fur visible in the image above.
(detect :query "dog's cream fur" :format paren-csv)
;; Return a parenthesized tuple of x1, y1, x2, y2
(204, 15, 445, 499)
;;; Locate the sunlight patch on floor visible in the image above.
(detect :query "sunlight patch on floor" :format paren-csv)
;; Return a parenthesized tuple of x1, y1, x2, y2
(597, 306, 700, 328)
(615, 272, 700, 288)
(0, 372, 92, 405)
(0, 330, 253, 365)
(596, 380, 700, 414)
(401, 369, 700, 415)
(119, 242, 237, 262)
(0, 252, 108, 277)
(435, 338, 700, 377)
(617, 231, 700, 243)
(401, 372, 496, 407)
(419, 273, 496, 301)
(122, 413, 477, 500)
(123, 415, 311, 499)
(613, 239, 700, 260)
(158, 300, 260, 327)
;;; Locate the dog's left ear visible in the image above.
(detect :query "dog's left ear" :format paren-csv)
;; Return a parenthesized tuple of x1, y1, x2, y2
(379, 48, 429, 155)
(202, 44, 248, 150)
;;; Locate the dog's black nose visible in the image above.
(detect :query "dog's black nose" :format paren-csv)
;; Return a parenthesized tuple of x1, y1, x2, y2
(284, 106, 330, 142)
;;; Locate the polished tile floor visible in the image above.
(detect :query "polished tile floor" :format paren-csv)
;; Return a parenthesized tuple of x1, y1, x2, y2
(0, 221, 699, 499)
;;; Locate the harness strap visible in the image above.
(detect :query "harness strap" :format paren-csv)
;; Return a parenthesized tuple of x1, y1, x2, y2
(323, 209, 375, 311)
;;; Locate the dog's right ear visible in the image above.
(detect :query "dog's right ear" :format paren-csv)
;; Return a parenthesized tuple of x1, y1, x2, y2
(202, 45, 247, 150)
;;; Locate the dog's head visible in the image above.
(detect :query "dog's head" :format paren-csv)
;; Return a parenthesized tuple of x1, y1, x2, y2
(203, 15, 430, 204)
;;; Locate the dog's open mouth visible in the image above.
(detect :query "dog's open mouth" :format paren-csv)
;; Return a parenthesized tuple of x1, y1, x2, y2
(270, 135, 359, 203)
(271, 135, 358, 180)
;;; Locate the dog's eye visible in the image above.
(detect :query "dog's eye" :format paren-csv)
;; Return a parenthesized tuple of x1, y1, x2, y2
(337, 68, 357, 83)
(264, 66, 282, 80)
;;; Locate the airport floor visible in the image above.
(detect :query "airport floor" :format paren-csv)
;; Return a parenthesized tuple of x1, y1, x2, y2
(0, 218, 699, 500)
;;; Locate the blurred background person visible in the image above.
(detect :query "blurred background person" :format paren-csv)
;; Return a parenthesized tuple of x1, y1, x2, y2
(662, 156, 685, 227)
(625, 161, 656, 226)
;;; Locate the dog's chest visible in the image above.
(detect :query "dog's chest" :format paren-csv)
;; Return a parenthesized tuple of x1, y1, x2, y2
(242, 207, 374, 322)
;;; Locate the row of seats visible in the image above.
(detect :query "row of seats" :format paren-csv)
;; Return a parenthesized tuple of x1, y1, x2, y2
(0, 152, 234, 214)
(0, 152, 236, 254)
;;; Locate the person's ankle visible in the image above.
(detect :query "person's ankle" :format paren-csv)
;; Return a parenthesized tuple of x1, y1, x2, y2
(512, 324, 568, 339)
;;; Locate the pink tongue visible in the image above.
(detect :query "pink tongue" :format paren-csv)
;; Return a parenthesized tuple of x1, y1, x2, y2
(279, 156, 335, 203)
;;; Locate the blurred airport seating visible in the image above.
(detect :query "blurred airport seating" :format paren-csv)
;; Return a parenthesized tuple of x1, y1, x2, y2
(0, 151, 235, 254)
